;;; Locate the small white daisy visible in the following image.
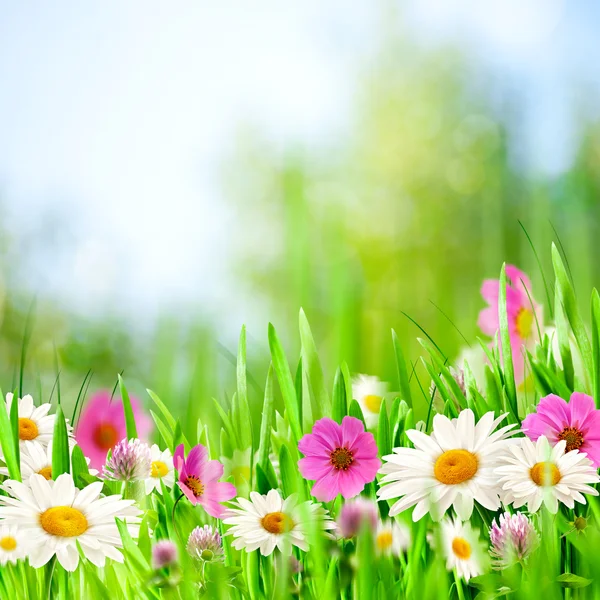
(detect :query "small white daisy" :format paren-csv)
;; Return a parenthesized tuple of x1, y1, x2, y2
(0, 473, 142, 571)
(377, 409, 516, 521)
(3, 393, 73, 453)
(375, 520, 411, 556)
(0, 524, 28, 565)
(223, 489, 336, 556)
(145, 444, 175, 494)
(434, 518, 487, 581)
(495, 435, 599, 513)
(352, 374, 388, 429)
(3, 441, 98, 481)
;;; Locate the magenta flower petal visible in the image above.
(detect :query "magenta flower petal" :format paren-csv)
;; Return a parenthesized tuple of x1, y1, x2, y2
(298, 433, 335, 457)
(298, 457, 334, 480)
(311, 473, 340, 502)
(311, 418, 343, 448)
(477, 264, 541, 386)
(298, 416, 380, 502)
(175, 444, 235, 517)
(569, 392, 595, 426)
(341, 416, 365, 448)
(74, 390, 153, 471)
(523, 392, 600, 467)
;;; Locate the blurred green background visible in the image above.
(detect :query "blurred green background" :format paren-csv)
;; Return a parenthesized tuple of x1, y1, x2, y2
(1, 2, 599, 441)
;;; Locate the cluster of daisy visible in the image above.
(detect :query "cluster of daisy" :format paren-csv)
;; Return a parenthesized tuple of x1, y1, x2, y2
(0, 393, 143, 571)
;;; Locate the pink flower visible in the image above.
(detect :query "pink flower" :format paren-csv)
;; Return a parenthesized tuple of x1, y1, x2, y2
(522, 393, 600, 467)
(174, 444, 236, 518)
(75, 390, 153, 471)
(337, 498, 378, 538)
(298, 416, 380, 502)
(478, 265, 543, 384)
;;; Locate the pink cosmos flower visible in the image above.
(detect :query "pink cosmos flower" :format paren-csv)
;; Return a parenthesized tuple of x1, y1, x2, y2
(478, 265, 543, 384)
(522, 392, 600, 467)
(298, 416, 380, 502)
(75, 390, 153, 471)
(174, 444, 236, 518)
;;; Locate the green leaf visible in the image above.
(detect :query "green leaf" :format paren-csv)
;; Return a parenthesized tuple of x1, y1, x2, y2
(377, 399, 391, 458)
(332, 367, 348, 423)
(150, 410, 174, 450)
(392, 329, 413, 406)
(299, 308, 331, 419)
(118, 375, 137, 439)
(268, 323, 302, 444)
(555, 285, 574, 390)
(552, 243, 593, 386)
(257, 364, 274, 471)
(9, 390, 20, 470)
(146, 388, 176, 430)
(279, 445, 297, 497)
(71, 445, 90, 488)
(556, 574, 592, 589)
(52, 404, 70, 477)
(0, 388, 20, 480)
(348, 399, 366, 428)
(236, 325, 253, 450)
(498, 264, 518, 418)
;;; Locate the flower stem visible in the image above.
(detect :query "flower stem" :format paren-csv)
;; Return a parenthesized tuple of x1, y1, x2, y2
(172, 492, 185, 548)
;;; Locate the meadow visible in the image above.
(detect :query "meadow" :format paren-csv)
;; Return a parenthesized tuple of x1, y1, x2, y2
(0, 241, 600, 598)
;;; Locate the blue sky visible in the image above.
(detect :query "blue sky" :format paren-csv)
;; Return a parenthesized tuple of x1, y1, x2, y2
(0, 1, 598, 325)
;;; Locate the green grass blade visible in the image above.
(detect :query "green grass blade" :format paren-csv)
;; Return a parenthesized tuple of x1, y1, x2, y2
(9, 390, 20, 469)
(392, 329, 413, 406)
(257, 364, 274, 470)
(236, 325, 252, 450)
(0, 388, 20, 480)
(268, 323, 302, 444)
(498, 263, 518, 418)
(118, 375, 137, 439)
(52, 404, 70, 477)
(552, 243, 593, 385)
(331, 367, 347, 423)
(146, 389, 176, 430)
(71, 445, 91, 488)
(299, 308, 331, 419)
(555, 285, 575, 390)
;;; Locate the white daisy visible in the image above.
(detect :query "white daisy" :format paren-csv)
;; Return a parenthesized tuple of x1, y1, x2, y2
(222, 489, 336, 556)
(0, 473, 142, 571)
(1, 441, 98, 480)
(375, 520, 411, 556)
(352, 374, 388, 429)
(495, 435, 599, 513)
(0, 524, 28, 565)
(145, 444, 175, 494)
(3, 393, 73, 453)
(377, 409, 516, 521)
(434, 518, 486, 581)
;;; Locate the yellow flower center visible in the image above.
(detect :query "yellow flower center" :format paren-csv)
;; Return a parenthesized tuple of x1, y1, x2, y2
(151, 460, 169, 478)
(530, 461, 561, 486)
(18, 418, 39, 441)
(261, 512, 294, 534)
(376, 531, 393, 551)
(330, 447, 354, 471)
(515, 308, 534, 339)
(0, 536, 17, 551)
(40, 506, 88, 537)
(452, 537, 471, 560)
(185, 475, 205, 497)
(232, 465, 251, 485)
(434, 450, 478, 485)
(38, 466, 53, 480)
(364, 394, 382, 414)
(558, 427, 584, 453)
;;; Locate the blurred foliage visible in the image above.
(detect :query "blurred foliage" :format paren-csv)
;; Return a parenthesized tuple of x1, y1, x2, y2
(0, 24, 600, 436)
